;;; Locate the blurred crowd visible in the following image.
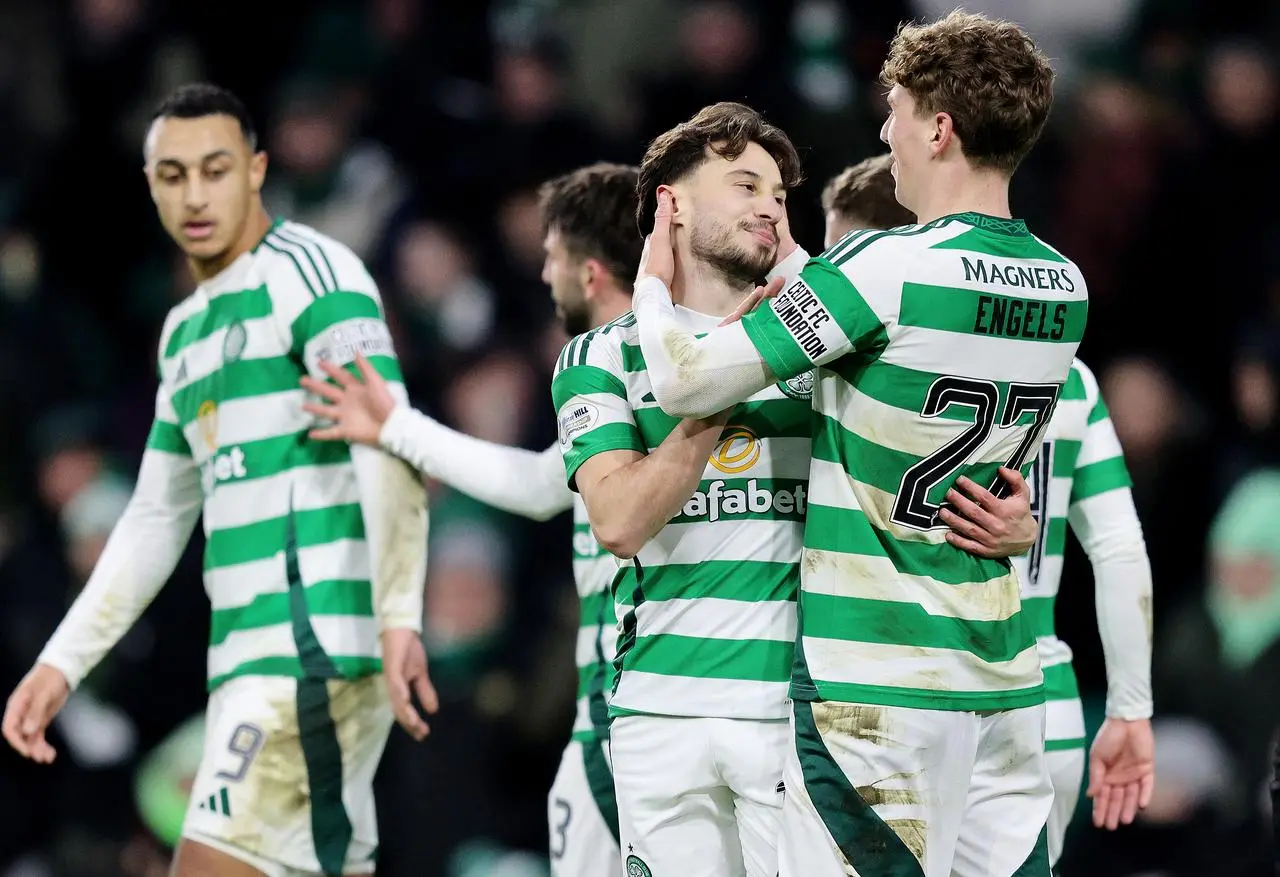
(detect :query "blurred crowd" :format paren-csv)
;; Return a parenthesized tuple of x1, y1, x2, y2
(0, 0, 1278, 875)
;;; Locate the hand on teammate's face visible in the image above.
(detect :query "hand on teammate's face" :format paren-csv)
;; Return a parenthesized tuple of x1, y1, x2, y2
(380, 628, 438, 742)
(774, 204, 798, 266)
(637, 189, 677, 289)
(2, 663, 70, 763)
(1088, 717, 1155, 831)
(938, 466, 1038, 558)
(301, 355, 396, 446)
(718, 276, 784, 327)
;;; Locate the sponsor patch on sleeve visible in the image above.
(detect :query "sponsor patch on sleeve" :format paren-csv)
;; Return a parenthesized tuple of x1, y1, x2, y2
(558, 401, 599, 447)
(770, 279, 832, 360)
(315, 318, 395, 366)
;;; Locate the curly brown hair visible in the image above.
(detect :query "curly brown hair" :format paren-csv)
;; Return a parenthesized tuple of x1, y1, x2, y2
(636, 102, 803, 236)
(822, 154, 916, 230)
(539, 163, 642, 291)
(880, 10, 1055, 174)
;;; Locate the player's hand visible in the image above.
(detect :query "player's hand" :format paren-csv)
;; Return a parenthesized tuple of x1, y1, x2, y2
(381, 627, 438, 742)
(939, 467, 1037, 558)
(774, 204, 798, 266)
(719, 276, 784, 327)
(637, 189, 676, 288)
(3, 663, 70, 763)
(301, 355, 396, 446)
(1087, 717, 1155, 830)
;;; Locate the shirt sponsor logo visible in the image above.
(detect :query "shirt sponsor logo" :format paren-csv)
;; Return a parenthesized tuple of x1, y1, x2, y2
(559, 401, 600, 447)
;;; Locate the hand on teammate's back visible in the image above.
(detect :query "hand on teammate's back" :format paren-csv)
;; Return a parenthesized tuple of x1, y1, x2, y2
(381, 628, 438, 742)
(939, 467, 1038, 558)
(1087, 717, 1155, 830)
(301, 355, 396, 446)
(2, 663, 70, 763)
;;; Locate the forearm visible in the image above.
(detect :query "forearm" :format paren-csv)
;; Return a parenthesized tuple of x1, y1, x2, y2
(631, 277, 776, 418)
(1072, 491, 1154, 719)
(351, 443, 428, 632)
(586, 418, 725, 557)
(379, 408, 571, 521)
(38, 453, 202, 689)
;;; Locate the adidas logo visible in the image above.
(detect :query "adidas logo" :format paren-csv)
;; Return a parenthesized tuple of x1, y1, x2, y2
(197, 787, 233, 818)
(775, 780, 786, 795)
(175, 358, 188, 384)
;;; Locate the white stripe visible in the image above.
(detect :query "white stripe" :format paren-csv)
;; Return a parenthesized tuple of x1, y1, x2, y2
(802, 548, 1019, 622)
(205, 464, 362, 531)
(272, 226, 338, 290)
(205, 540, 370, 612)
(576, 624, 616, 667)
(1037, 636, 1074, 669)
(1015, 552, 1064, 599)
(832, 382, 973, 459)
(573, 555, 617, 602)
(266, 232, 330, 297)
(1045, 697, 1085, 741)
(182, 389, 312, 452)
(802, 636, 1042, 693)
(635, 597, 796, 643)
(879, 324, 1076, 384)
(640, 518, 804, 566)
(1076, 418, 1124, 467)
(208, 622, 297, 679)
(314, 615, 379, 658)
(611, 671, 789, 720)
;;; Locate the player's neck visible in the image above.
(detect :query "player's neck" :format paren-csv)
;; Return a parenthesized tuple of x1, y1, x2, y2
(188, 205, 274, 283)
(912, 167, 1013, 226)
(670, 241, 753, 319)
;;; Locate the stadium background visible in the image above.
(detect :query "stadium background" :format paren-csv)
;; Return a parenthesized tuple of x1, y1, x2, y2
(0, 0, 1277, 874)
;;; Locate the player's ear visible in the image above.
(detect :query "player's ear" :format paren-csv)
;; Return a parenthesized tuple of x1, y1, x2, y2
(656, 184, 683, 225)
(248, 150, 268, 193)
(931, 112, 954, 158)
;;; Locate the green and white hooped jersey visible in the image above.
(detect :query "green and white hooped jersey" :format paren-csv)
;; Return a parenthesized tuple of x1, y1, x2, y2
(571, 494, 620, 740)
(553, 309, 813, 721)
(739, 212, 1087, 712)
(1012, 358, 1132, 732)
(146, 218, 404, 691)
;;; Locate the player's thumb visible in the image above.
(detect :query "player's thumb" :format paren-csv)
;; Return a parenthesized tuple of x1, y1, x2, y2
(1086, 753, 1106, 798)
(21, 687, 53, 737)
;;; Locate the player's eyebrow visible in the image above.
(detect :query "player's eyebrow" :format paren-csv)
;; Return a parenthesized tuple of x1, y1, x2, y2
(153, 149, 235, 171)
(726, 168, 786, 196)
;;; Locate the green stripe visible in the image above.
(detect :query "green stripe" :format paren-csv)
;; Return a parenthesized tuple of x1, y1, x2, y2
(199, 434, 352, 482)
(1044, 516, 1068, 558)
(899, 282, 1086, 343)
(560, 423, 646, 490)
(205, 503, 365, 571)
(800, 679, 1045, 711)
(1061, 367, 1087, 401)
(929, 225, 1067, 262)
(551, 365, 628, 408)
(1013, 828, 1051, 877)
(1051, 439, 1081, 478)
(614, 561, 796, 605)
(1023, 596, 1057, 639)
(1045, 737, 1086, 752)
(172, 355, 302, 424)
(219, 787, 232, 818)
(576, 328, 599, 366)
(819, 227, 879, 264)
(581, 737, 620, 842)
(207, 655, 380, 692)
(1071, 457, 1131, 502)
(803, 504, 1012, 587)
(146, 419, 192, 456)
(289, 290, 382, 354)
(793, 700, 925, 875)
(1043, 662, 1080, 700)
(576, 661, 616, 699)
(800, 591, 1032, 663)
(620, 341, 646, 374)
(827, 358, 973, 422)
(286, 507, 341, 678)
(625, 634, 793, 682)
(164, 285, 272, 359)
(1087, 396, 1110, 425)
(297, 678, 353, 875)
(633, 397, 812, 447)
(578, 588, 614, 628)
(261, 239, 321, 299)
(270, 230, 335, 293)
(828, 217, 951, 266)
(209, 579, 373, 646)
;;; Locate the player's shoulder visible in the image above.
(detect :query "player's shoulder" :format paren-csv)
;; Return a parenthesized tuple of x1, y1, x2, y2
(1067, 357, 1102, 406)
(816, 220, 956, 292)
(254, 219, 377, 303)
(553, 312, 635, 377)
(156, 292, 209, 361)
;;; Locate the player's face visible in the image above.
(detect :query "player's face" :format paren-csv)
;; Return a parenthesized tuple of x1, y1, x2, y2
(145, 114, 266, 264)
(880, 85, 929, 215)
(823, 210, 875, 248)
(542, 227, 592, 336)
(680, 141, 784, 285)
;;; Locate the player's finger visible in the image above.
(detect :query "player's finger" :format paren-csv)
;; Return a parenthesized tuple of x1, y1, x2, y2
(1138, 772, 1154, 809)
(300, 376, 344, 403)
(411, 671, 439, 717)
(943, 531, 997, 557)
(938, 508, 995, 550)
(302, 401, 340, 420)
(319, 359, 357, 387)
(998, 466, 1029, 498)
(1120, 781, 1141, 825)
(355, 354, 381, 388)
(719, 289, 764, 327)
(28, 733, 56, 764)
(1092, 784, 1113, 828)
(385, 668, 427, 741)
(953, 476, 1003, 512)
(1104, 784, 1125, 830)
(1086, 754, 1106, 800)
(308, 427, 347, 442)
(2, 693, 31, 757)
(652, 189, 674, 245)
(942, 489, 999, 534)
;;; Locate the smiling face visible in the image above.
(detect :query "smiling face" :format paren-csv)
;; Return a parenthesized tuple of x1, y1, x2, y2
(144, 113, 266, 269)
(674, 141, 785, 285)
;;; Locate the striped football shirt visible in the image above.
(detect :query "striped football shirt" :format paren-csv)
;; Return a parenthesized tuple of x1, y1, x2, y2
(553, 310, 814, 720)
(571, 495, 620, 740)
(147, 218, 405, 691)
(740, 212, 1088, 712)
(1014, 358, 1132, 745)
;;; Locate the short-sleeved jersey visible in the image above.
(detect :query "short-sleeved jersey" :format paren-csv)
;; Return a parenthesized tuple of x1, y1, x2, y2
(552, 310, 814, 721)
(146, 218, 405, 691)
(741, 212, 1088, 712)
(1013, 358, 1132, 712)
(571, 494, 620, 740)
